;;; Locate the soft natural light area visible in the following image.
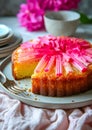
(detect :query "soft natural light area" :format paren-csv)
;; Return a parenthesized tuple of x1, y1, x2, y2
(0, 1, 92, 130)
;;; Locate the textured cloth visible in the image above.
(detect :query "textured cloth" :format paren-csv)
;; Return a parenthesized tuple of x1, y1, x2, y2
(0, 90, 92, 130)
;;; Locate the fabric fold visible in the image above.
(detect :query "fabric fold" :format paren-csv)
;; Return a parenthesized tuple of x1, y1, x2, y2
(0, 90, 92, 130)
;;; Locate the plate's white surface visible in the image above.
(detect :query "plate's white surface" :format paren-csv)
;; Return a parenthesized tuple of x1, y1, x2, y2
(0, 56, 92, 109)
(0, 32, 22, 58)
(0, 24, 10, 38)
(0, 32, 22, 52)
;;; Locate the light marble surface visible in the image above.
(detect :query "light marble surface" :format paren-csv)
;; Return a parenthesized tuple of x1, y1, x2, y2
(0, 17, 92, 63)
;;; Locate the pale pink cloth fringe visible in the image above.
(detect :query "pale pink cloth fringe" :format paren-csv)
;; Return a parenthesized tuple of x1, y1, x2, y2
(0, 90, 92, 130)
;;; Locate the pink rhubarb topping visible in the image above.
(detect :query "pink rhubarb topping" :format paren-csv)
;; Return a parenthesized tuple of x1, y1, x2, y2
(21, 35, 92, 76)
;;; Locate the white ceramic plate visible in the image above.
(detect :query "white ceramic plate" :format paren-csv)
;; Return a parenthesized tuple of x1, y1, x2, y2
(0, 32, 22, 53)
(0, 43, 22, 58)
(0, 29, 13, 44)
(0, 24, 10, 38)
(0, 56, 92, 109)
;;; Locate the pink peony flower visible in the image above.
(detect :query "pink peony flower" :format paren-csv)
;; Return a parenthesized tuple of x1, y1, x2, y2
(38, 0, 80, 11)
(17, 0, 80, 31)
(17, 0, 44, 31)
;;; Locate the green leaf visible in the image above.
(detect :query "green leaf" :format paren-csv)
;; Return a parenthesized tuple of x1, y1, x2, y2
(77, 11, 92, 24)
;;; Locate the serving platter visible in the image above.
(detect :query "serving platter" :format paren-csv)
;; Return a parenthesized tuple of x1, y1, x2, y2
(0, 56, 92, 109)
(0, 32, 22, 58)
(0, 29, 13, 45)
(0, 32, 22, 53)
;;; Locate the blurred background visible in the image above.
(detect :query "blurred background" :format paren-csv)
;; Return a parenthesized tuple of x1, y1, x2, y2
(0, 0, 92, 59)
(0, 0, 92, 16)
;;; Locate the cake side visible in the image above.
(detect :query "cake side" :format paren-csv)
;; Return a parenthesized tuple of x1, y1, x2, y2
(31, 64, 92, 97)
(12, 39, 43, 79)
(12, 47, 39, 80)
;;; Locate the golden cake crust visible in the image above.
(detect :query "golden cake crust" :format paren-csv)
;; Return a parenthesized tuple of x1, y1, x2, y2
(31, 65, 92, 96)
(12, 36, 92, 97)
(12, 48, 19, 79)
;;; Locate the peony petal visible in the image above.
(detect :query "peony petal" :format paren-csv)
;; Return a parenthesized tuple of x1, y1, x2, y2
(17, 1, 44, 31)
(17, 0, 81, 31)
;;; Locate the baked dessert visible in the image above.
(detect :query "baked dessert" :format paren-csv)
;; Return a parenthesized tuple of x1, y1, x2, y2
(12, 35, 92, 97)
(12, 40, 40, 79)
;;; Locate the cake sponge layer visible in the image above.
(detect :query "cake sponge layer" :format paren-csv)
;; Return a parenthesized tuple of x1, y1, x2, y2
(12, 47, 39, 79)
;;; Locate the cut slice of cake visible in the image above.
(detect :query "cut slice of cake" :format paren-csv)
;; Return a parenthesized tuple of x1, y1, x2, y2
(12, 40, 40, 79)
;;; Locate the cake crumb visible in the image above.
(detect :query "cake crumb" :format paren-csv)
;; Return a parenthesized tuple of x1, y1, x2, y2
(72, 100, 75, 102)
(27, 93, 31, 96)
(34, 97, 38, 100)
(23, 87, 28, 91)
(28, 88, 32, 92)
(18, 81, 21, 84)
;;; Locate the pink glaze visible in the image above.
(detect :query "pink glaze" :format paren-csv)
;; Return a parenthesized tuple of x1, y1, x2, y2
(64, 62, 73, 74)
(20, 35, 92, 75)
(34, 55, 50, 73)
(56, 55, 62, 76)
(45, 56, 55, 72)
(86, 48, 92, 54)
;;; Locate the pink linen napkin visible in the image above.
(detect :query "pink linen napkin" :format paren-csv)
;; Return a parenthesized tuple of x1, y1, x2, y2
(0, 90, 92, 130)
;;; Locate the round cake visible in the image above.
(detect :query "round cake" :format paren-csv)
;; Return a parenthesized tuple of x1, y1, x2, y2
(12, 35, 92, 97)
